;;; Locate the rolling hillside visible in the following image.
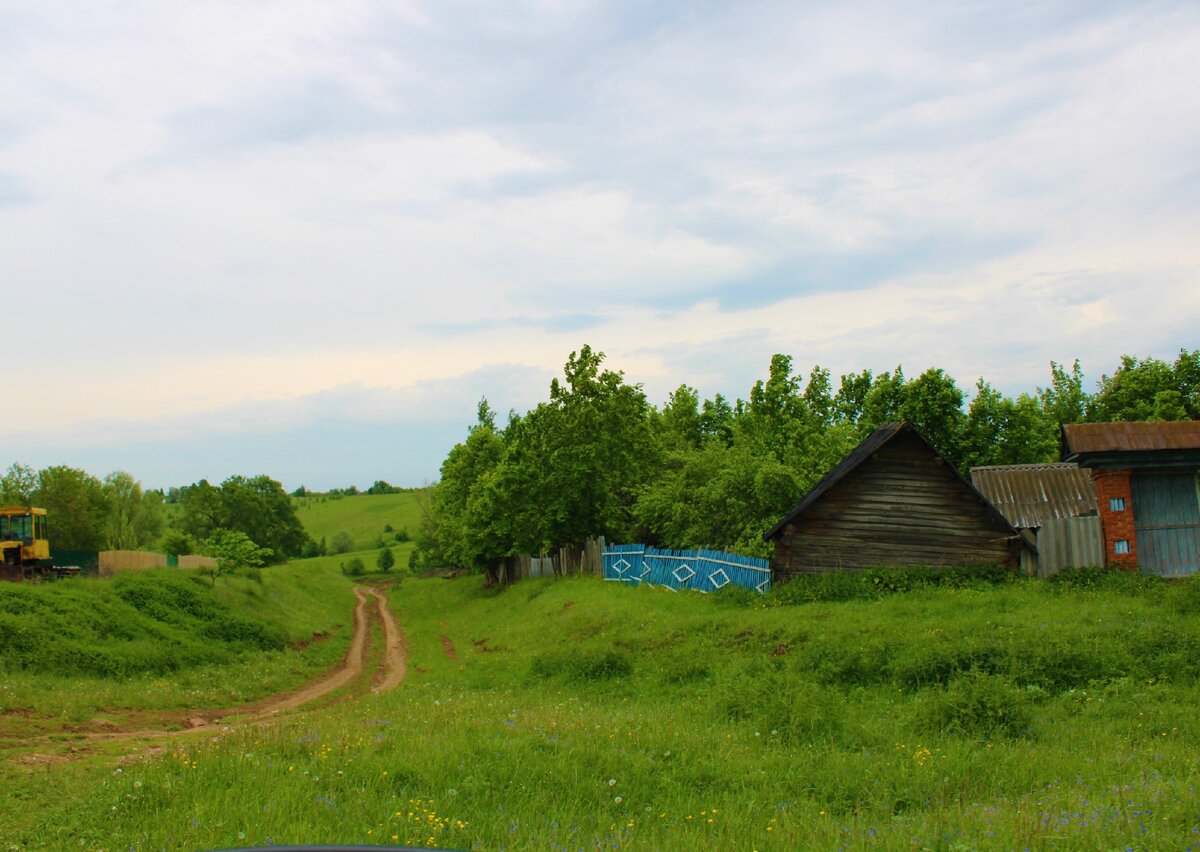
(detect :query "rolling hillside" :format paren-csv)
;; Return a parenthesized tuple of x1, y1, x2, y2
(7, 566, 1200, 849)
(294, 491, 425, 555)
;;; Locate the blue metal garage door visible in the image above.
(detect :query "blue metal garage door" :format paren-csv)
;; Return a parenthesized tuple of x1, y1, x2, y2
(1131, 472, 1200, 577)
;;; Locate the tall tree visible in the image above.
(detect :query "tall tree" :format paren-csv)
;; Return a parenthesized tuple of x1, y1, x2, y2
(1088, 355, 1182, 422)
(1, 463, 38, 506)
(35, 466, 108, 550)
(102, 471, 163, 550)
(177, 475, 310, 562)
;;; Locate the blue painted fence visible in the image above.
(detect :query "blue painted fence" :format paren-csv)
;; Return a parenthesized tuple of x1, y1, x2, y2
(602, 544, 771, 593)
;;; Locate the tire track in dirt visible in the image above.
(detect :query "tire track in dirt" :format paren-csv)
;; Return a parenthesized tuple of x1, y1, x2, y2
(254, 587, 374, 715)
(3, 586, 409, 757)
(371, 588, 407, 692)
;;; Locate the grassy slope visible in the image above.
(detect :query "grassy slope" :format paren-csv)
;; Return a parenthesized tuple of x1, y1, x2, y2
(0, 561, 356, 721)
(294, 492, 424, 559)
(9, 571, 1200, 850)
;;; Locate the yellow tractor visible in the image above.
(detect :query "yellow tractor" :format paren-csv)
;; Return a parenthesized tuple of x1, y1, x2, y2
(0, 506, 52, 581)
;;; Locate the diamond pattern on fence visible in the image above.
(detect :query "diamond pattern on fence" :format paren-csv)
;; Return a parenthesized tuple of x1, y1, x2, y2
(601, 544, 770, 594)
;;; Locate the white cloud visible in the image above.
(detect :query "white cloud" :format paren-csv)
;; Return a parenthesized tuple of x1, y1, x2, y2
(2, 0, 1198, 484)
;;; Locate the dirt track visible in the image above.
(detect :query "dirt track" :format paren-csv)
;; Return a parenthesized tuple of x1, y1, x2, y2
(256, 587, 391, 714)
(2, 585, 407, 756)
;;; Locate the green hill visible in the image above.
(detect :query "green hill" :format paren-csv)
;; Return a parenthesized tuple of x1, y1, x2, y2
(294, 491, 425, 555)
(0, 561, 354, 720)
(12, 568, 1200, 849)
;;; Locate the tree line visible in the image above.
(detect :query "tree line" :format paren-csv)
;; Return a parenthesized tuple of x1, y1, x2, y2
(0, 466, 311, 565)
(417, 346, 1200, 578)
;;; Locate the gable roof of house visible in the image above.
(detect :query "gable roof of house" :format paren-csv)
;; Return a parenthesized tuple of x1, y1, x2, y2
(764, 421, 1025, 544)
(1062, 421, 1200, 456)
(970, 463, 1098, 530)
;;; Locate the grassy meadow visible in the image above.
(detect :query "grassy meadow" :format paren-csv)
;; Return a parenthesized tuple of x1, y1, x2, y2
(5, 563, 1200, 850)
(0, 561, 355, 725)
(294, 492, 424, 562)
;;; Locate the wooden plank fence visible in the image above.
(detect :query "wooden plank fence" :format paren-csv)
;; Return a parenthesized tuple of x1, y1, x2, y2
(603, 544, 771, 593)
(498, 537, 606, 584)
(98, 550, 216, 577)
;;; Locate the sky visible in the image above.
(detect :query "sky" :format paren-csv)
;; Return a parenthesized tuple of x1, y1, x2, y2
(3, 0, 1198, 491)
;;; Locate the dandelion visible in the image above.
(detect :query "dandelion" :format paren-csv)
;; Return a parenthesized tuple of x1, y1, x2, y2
(608, 778, 617, 786)
(615, 796, 623, 804)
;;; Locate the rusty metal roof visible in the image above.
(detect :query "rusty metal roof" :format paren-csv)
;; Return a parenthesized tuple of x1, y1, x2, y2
(1062, 421, 1200, 454)
(970, 463, 1097, 529)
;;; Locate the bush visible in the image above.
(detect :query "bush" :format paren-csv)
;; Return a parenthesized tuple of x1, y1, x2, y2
(717, 664, 844, 743)
(1046, 565, 1161, 594)
(531, 650, 633, 682)
(377, 547, 395, 572)
(342, 558, 365, 576)
(1168, 577, 1200, 614)
(917, 670, 1032, 738)
(331, 530, 355, 554)
(769, 565, 1017, 604)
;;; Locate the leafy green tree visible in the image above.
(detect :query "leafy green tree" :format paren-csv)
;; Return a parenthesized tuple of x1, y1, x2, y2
(178, 475, 311, 561)
(1174, 349, 1200, 419)
(834, 369, 873, 424)
(962, 381, 1057, 470)
(901, 368, 967, 466)
(1, 463, 37, 506)
(35, 466, 108, 550)
(202, 529, 271, 586)
(102, 471, 163, 550)
(158, 528, 196, 557)
(331, 530, 355, 554)
(377, 547, 395, 572)
(659, 385, 705, 450)
(1088, 355, 1182, 422)
(1038, 359, 1088, 426)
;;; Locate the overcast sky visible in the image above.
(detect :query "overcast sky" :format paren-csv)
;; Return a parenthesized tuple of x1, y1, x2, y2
(3, 0, 1198, 490)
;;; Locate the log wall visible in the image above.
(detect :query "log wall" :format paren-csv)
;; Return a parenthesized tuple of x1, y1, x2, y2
(773, 432, 1022, 577)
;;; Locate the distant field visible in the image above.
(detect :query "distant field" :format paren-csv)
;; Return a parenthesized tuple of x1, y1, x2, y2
(294, 491, 426, 554)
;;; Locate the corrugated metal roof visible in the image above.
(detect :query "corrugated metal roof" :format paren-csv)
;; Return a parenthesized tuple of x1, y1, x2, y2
(970, 463, 1097, 530)
(1062, 421, 1200, 454)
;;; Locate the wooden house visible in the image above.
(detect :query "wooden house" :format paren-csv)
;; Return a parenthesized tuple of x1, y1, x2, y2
(1061, 421, 1200, 576)
(970, 463, 1101, 576)
(765, 422, 1030, 579)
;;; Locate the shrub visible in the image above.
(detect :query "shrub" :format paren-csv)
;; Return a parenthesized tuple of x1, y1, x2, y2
(1168, 577, 1200, 615)
(331, 530, 355, 554)
(531, 650, 633, 682)
(342, 558, 365, 576)
(717, 663, 844, 743)
(917, 670, 1032, 738)
(1046, 565, 1161, 594)
(769, 565, 1017, 604)
(377, 547, 395, 572)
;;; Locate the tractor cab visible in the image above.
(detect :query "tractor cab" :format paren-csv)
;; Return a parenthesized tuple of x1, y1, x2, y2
(0, 506, 51, 580)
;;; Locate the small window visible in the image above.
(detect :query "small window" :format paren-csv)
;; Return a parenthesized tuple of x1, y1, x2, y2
(1114, 540, 1131, 555)
(1109, 497, 1126, 512)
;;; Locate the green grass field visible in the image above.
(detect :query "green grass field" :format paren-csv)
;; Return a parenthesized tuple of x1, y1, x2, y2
(0, 562, 355, 724)
(5, 565, 1200, 850)
(294, 492, 425, 557)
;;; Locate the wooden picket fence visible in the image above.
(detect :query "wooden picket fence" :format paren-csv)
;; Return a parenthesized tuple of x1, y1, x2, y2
(602, 544, 771, 593)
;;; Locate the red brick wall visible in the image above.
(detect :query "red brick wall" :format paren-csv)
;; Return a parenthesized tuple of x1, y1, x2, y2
(1092, 468, 1137, 570)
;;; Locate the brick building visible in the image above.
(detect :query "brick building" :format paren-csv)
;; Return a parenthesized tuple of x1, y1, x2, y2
(1061, 422, 1200, 576)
